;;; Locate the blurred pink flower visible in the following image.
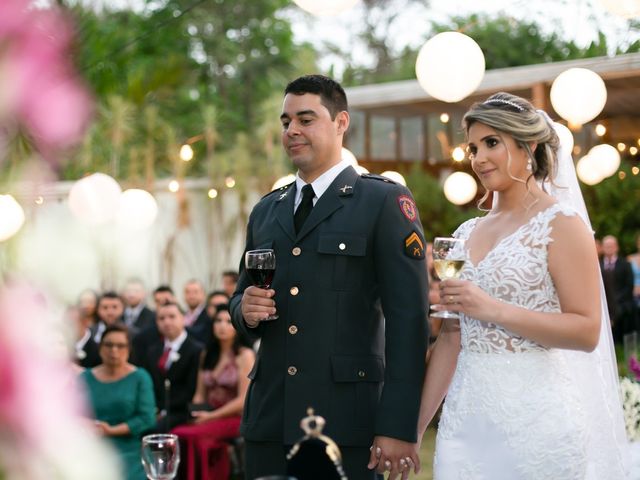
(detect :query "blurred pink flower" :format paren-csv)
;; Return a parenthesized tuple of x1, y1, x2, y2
(630, 355, 640, 381)
(0, 282, 120, 479)
(0, 0, 93, 162)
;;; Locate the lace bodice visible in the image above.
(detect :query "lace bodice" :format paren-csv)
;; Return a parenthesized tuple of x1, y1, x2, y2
(454, 203, 577, 354)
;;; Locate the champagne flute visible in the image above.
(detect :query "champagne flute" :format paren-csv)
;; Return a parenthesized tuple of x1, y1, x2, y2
(141, 433, 180, 480)
(245, 248, 278, 320)
(431, 237, 467, 319)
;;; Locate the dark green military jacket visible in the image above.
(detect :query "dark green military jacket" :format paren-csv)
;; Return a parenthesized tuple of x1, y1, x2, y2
(231, 165, 429, 447)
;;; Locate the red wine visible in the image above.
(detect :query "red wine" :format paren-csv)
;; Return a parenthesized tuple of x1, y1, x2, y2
(247, 268, 275, 288)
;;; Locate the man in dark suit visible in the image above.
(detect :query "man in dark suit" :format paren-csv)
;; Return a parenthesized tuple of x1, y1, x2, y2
(90, 291, 124, 344)
(601, 235, 638, 342)
(68, 306, 101, 368)
(183, 279, 212, 345)
(231, 75, 429, 480)
(122, 279, 156, 338)
(141, 302, 203, 431)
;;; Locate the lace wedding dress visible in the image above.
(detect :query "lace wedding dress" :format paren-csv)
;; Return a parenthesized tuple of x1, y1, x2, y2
(433, 203, 627, 480)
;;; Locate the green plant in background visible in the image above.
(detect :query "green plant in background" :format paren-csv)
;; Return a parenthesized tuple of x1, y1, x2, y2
(406, 169, 477, 240)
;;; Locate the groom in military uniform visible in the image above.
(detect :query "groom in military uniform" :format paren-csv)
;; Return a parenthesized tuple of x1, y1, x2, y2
(230, 74, 429, 480)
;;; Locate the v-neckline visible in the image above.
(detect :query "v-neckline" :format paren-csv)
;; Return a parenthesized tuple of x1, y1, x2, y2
(465, 203, 558, 268)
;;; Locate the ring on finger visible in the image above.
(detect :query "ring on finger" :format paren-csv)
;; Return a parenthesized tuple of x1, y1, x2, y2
(399, 458, 407, 468)
(384, 460, 391, 470)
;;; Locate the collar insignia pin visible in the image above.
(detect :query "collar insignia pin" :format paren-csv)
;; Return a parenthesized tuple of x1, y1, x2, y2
(339, 185, 352, 194)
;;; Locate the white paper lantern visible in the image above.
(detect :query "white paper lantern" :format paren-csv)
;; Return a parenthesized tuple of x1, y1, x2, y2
(415, 32, 485, 103)
(116, 189, 158, 229)
(380, 170, 407, 186)
(341, 147, 358, 166)
(293, 0, 359, 16)
(553, 122, 575, 153)
(354, 165, 369, 175)
(272, 174, 296, 190)
(576, 155, 605, 185)
(588, 144, 621, 178)
(68, 173, 122, 225)
(443, 172, 478, 205)
(550, 68, 607, 126)
(0, 195, 25, 241)
(599, 0, 640, 18)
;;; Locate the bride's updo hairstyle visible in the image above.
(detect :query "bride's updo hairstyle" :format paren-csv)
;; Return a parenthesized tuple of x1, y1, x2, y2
(462, 92, 559, 186)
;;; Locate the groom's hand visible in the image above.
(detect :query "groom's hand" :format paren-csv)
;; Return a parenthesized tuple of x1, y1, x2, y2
(368, 435, 420, 480)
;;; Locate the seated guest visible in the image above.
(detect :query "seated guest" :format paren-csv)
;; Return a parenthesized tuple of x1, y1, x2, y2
(154, 284, 177, 308)
(183, 279, 211, 345)
(131, 284, 175, 365)
(67, 305, 101, 368)
(172, 305, 255, 480)
(77, 288, 99, 327)
(205, 290, 230, 319)
(80, 325, 156, 480)
(221, 270, 239, 298)
(141, 302, 203, 431)
(122, 278, 155, 338)
(91, 291, 124, 343)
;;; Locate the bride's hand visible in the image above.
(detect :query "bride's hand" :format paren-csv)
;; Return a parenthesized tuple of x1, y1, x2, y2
(435, 279, 501, 323)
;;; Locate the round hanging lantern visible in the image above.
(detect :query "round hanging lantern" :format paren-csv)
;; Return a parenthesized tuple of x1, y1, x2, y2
(588, 144, 620, 178)
(341, 147, 358, 166)
(292, 0, 359, 16)
(380, 171, 407, 186)
(272, 174, 296, 190)
(599, 0, 640, 18)
(415, 32, 485, 103)
(443, 172, 478, 205)
(0, 195, 25, 241)
(576, 155, 604, 185)
(354, 165, 369, 175)
(68, 173, 122, 225)
(116, 189, 158, 230)
(553, 122, 575, 153)
(550, 68, 607, 126)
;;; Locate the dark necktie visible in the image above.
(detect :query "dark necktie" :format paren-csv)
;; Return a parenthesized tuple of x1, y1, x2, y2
(158, 345, 171, 373)
(294, 184, 315, 234)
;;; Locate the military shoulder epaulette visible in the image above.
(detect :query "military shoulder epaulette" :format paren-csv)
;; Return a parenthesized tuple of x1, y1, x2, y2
(360, 173, 396, 184)
(261, 181, 295, 199)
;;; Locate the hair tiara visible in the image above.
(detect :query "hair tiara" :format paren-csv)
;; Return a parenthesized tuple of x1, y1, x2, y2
(483, 98, 524, 112)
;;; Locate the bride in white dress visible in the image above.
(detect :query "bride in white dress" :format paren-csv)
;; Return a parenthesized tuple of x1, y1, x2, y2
(417, 92, 628, 479)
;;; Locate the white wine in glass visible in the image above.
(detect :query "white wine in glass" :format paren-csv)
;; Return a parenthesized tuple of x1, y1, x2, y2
(141, 434, 180, 480)
(431, 237, 467, 319)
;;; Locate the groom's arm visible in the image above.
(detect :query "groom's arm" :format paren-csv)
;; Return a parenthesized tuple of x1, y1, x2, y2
(373, 182, 430, 441)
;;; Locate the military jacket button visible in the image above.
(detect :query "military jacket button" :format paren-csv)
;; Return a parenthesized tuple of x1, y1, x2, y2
(290, 286, 299, 296)
(292, 247, 302, 256)
(288, 366, 298, 376)
(289, 325, 298, 335)
(339, 243, 346, 250)
(358, 370, 366, 378)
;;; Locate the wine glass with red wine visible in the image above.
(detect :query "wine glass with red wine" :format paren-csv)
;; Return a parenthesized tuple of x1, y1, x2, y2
(245, 248, 278, 320)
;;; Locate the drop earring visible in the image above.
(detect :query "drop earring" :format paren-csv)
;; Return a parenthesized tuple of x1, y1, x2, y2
(526, 158, 533, 172)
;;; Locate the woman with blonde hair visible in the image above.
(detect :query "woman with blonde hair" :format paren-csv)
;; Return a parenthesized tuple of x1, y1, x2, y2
(417, 92, 628, 479)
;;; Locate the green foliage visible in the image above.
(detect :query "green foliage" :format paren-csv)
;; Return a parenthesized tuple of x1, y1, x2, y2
(57, 0, 316, 183)
(584, 164, 640, 255)
(405, 169, 477, 240)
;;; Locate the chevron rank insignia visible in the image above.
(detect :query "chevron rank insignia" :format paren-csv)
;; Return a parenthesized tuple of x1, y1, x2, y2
(404, 231, 425, 259)
(397, 195, 418, 222)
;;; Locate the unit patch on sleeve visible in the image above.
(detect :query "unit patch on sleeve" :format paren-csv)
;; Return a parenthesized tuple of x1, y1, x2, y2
(397, 195, 418, 222)
(404, 231, 425, 259)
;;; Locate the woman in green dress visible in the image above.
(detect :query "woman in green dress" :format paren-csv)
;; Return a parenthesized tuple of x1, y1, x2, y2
(81, 324, 156, 480)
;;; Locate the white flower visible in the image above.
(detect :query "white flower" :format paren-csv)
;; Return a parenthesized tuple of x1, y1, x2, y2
(620, 377, 640, 441)
(169, 351, 181, 363)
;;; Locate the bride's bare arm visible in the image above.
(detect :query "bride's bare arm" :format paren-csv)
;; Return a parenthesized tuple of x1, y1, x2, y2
(417, 320, 461, 440)
(437, 214, 601, 352)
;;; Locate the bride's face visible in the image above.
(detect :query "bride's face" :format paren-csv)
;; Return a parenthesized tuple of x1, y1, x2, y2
(467, 122, 529, 191)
